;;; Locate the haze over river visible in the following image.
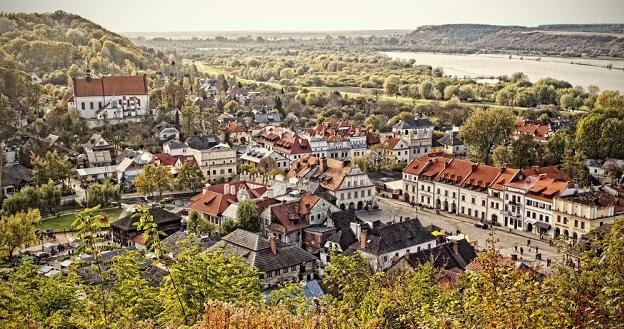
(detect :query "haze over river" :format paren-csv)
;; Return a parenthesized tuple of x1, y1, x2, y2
(383, 52, 624, 92)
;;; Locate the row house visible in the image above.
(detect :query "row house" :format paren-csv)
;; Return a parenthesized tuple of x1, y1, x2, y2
(514, 118, 551, 142)
(392, 117, 434, 161)
(383, 137, 410, 163)
(186, 134, 237, 182)
(239, 147, 290, 172)
(262, 194, 337, 247)
(272, 133, 312, 162)
(287, 155, 376, 211)
(403, 155, 578, 237)
(552, 186, 624, 240)
(306, 122, 371, 159)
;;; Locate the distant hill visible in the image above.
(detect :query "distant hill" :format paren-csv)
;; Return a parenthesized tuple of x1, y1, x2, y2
(0, 11, 164, 83)
(403, 24, 624, 57)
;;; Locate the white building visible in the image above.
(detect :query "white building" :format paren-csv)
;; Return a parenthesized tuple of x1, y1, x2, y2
(69, 74, 150, 122)
(239, 147, 290, 172)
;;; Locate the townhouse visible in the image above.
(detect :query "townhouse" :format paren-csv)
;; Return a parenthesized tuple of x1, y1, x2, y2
(287, 155, 376, 211)
(552, 186, 624, 240)
(272, 133, 312, 162)
(186, 134, 237, 182)
(383, 137, 410, 163)
(392, 117, 434, 160)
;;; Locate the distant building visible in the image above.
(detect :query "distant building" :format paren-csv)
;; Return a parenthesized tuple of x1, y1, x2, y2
(152, 121, 180, 141)
(186, 134, 237, 182)
(239, 147, 290, 172)
(1, 164, 33, 196)
(69, 74, 150, 122)
(392, 117, 434, 160)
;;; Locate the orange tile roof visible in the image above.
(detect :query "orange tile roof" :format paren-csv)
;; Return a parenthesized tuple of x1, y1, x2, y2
(490, 167, 520, 191)
(73, 75, 148, 97)
(460, 163, 501, 191)
(287, 155, 352, 192)
(525, 178, 571, 201)
(187, 181, 267, 217)
(384, 137, 404, 150)
(225, 122, 247, 133)
(434, 158, 473, 186)
(515, 123, 550, 141)
(273, 134, 311, 154)
(521, 166, 568, 181)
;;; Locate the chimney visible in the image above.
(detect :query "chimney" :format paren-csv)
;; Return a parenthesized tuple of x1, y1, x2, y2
(223, 183, 230, 195)
(202, 183, 211, 195)
(269, 235, 277, 255)
(360, 229, 368, 249)
(501, 163, 508, 171)
(230, 185, 236, 195)
(320, 156, 327, 172)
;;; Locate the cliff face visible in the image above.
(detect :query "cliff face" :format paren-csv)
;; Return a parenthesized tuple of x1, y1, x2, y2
(403, 24, 624, 57)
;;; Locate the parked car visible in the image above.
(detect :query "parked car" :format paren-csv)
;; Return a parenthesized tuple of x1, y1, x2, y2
(474, 222, 489, 229)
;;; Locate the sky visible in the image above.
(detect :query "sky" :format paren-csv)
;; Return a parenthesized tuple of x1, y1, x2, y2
(1, 0, 624, 32)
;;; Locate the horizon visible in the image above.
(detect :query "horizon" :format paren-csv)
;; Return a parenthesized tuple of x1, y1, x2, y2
(2, 0, 624, 32)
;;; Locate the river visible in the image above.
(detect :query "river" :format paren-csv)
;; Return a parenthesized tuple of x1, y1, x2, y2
(382, 52, 624, 92)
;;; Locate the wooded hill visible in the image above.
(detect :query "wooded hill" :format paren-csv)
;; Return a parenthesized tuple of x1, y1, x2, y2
(404, 24, 624, 57)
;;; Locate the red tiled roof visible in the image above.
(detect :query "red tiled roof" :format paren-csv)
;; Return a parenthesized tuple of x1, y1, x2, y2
(188, 181, 267, 217)
(490, 167, 520, 191)
(287, 155, 352, 192)
(154, 153, 177, 166)
(521, 166, 569, 181)
(273, 134, 311, 154)
(225, 122, 247, 133)
(72, 75, 148, 97)
(460, 163, 502, 191)
(384, 137, 404, 150)
(434, 158, 473, 185)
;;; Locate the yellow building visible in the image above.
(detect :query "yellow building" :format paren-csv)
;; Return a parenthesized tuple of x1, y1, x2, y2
(552, 187, 624, 240)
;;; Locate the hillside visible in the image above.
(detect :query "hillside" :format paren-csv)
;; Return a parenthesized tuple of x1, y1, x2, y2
(0, 11, 165, 87)
(404, 24, 624, 57)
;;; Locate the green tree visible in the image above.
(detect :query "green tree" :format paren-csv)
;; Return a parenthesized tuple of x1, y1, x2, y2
(187, 211, 215, 235)
(543, 130, 570, 165)
(236, 199, 260, 232)
(86, 182, 121, 207)
(419, 80, 435, 99)
(0, 209, 40, 258)
(383, 75, 401, 96)
(175, 161, 205, 192)
(510, 133, 537, 169)
(159, 246, 261, 325)
(459, 108, 516, 164)
(561, 149, 589, 187)
(492, 145, 511, 167)
(31, 151, 72, 187)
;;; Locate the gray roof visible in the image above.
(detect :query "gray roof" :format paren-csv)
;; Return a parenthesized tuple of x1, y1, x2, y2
(164, 140, 188, 149)
(186, 134, 220, 150)
(2, 164, 33, 187)
(437, 131, 464, 146)
(152, 121, 177, 133)
(162, 231, 221, 258)
(209, 229, 317, 273)
(349, 219, 436, 255)
(404, 239, 477, 270)
(111, 207, 182, 231)
(327, 228, 356, 251)
(303, 280, 325, 299)
(393, 118, 434, 130)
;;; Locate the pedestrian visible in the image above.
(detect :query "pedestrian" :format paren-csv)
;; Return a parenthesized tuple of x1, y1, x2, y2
(535, 246, 538, 253)
(520, 247, 524, 255)
(527, 239, 531, 246)
(514, 245, 518, 252)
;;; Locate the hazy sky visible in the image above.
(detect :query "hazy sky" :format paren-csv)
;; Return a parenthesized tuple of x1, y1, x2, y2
(2, 0, 624, 32)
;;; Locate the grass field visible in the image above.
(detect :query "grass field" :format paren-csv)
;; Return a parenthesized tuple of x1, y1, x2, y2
(37, 208, 123, 233)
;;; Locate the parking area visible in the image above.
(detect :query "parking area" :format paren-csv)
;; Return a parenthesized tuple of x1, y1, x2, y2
(366, 197, 564, 265)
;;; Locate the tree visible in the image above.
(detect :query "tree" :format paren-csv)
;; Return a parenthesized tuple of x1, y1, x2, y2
(383, 75, 400, 95)
(595, 90, 624, 110)
(86, 182, 121, 207)
(1, 182, 61, 215)
(510, 134, 537, 169)
(459, 108, 516, 164)
(543, 130, 570, 165)
(133, 164, 174, 200)
(257, 157, 277, 175)
(360, 144, 396, 172)
(180, 100, 200, 137)
(282, 112, 299, 129)
(492, 145, 511, 167)
(159, 246, 261, 325)
(0, 209, 40, 258)
(187, 211, 215, 235)
(31, 151, 72, 187)
(175, 161, 205, 192)
(561, 149, 589, 187)
(419, 80, 435, 99)
(236, 199, 260, 233)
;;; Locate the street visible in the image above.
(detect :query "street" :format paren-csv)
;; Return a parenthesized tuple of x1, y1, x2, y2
(362, 197, 564, 266)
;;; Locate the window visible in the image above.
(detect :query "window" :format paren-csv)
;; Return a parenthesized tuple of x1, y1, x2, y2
(81, 102, 85, 110)
(471, 197, 476, 204)
(482, 200, 486, 206)
(98, 101, 102, 109)
(574, 220, 578, 228)
(461, 195, 466, 201)
(452, 192, 456, 198)
(581, 222, 585, 229)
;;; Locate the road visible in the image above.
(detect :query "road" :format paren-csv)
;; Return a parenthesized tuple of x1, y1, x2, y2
(363, 197, 563, 266)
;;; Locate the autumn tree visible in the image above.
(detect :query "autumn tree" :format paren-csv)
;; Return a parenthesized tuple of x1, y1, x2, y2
(383, 75, 400, 96)
(236, 199, 260, 233)
(0, 209, 40, 258)
(186, 211, 215, 235)
(175, 161, 205, 192)
(133, 164, 174, 200)
(561, 149, 589, 187)
(459, 108, 516, 164)
(31, 151, 72, 187)
(86, 181, 121, 207)
(510, 133, 537, 169)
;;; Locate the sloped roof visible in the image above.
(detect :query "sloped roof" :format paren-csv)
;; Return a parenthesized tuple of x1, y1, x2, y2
(209, 229, 317, 273)
(73, 75, 148, 97)
(393, 118, 434, 130)
(111, 207, 182, 231)
(186, 134, 221, 150)
(1, 164, 33, 187)
(273, 134, 311, 155)
(327, 228, 357, 251)
(437, 131, 464, 146)
(153, 153, 177, 166)
(435, 158, 473, 186)
(286, 155, 352, 192)
(404, 239, 477, 270)
(350, 220, 436, 255)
